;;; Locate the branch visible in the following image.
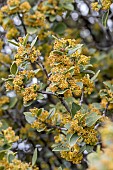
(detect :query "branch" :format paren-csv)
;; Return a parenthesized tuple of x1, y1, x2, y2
(43, 121, 67, 131)
(18, 13, 27, 35)
(37, 90, 56, 96)
(103, 101, 109, 116)
(37, 59, 49, 79)
(0, 61, 10, 68)
(58, 97, 71, 113)
(80, 89, 84, 106)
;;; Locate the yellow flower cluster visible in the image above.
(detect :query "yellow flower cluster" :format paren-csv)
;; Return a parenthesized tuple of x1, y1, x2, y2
(60, 144, 83, 164)
(20, 70, 35, 79)
(2, 127, 19, 143)
(66, 111, 98, 145)
(0, 96, 9, 107)
(19, 1, 31, 13)
(2, 18, 14, 30)
(5, 81, 14, 91)
(0, 158, 39, 170)
(6, 27, 19, 40)
(38, 0, 74, 17)
(48, 38, 93, 97)
(30, 107, 59, 131)
(15, 37, 41, 65)
(38, 0, 61, 16)
(1, 17, 19, 40)
(91, 2, 99, 11)
(1, 0, 31, 14)
(24, 11, 45, 27)
(22, 84, 39, 104)
(13, 74, 24, 92)
(102, 0, 112, 10)
(7, 0, 20, 7)
(91, 0, 112, 11)
(100, 80, 113, 104)
(101, 98, 113, 110)
(31, 110, 48, 130)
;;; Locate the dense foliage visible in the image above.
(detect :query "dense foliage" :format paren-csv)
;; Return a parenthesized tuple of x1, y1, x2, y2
(0, 0, 113, 169)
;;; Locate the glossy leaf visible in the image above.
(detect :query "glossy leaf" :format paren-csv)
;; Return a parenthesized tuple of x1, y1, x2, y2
(32, 148, 37, 166)
(24, 112, 36, 124)
(10, 62, 18, 75)
(86, 112, 102, 127)
(71, 102, 81, 118)
(69, 133, 80, 147)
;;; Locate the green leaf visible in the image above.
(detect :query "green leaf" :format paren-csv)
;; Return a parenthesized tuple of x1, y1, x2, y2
(71, 102, 81, 118)
(32, 148, 37, 166)
(9, 5, 17, 10)
(57, 89, 68, 94)
(53, 23, 67, 34)
(79, 144, 86, 153)
(31, 36, 38, 48)
(58, 167, 63, 170)
(27, 27, 38, 34)
(82, 70, 95, 74)
(7, 152, 15, 163)
(23, 100, 34, 107)
(33, 69, 40, 74)
(64, 4, 74, 11)
(91, 70, 100, 81)
(76, 82, 83, 89)
(86, 112, 102, 127)
(8, 40, 19, 47)
(52, 145, 70, 151)
(37, 127, 46, 132)
(86, 145, 94, 153)
(47, 108, 55, 119)
(24, 112, 36, 124)
(9, 97, 18, 108)
(99, 90, 108, 97)
(10, 62, 18, 75)
(0, 152, 5, 160)
(23, 34, 29, 46)
(102, 10, 109, 27)
(37, 108, 43, 116)
(49, 15, 56, 22)
(3, 17, 10, 25)
(103, 81, 113, 91)
(68, 44, 83, 55)
(37, 94, 44, 100)
(53, 50, 63, 55)
(64, 66, 75, 74)
(69, 133, 80, 147)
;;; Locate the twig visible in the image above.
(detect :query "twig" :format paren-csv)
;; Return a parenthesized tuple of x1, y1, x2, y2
(37, 90, 56, 96)
(43, 121, 67, 131)
(80, 89, 84, 106)
(0, 61, 10, 68)
(18, 13, 27, 35)
(103, 101, 109, 116)
(37, 59, 49, 79)
(58, 97, 71, 113)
